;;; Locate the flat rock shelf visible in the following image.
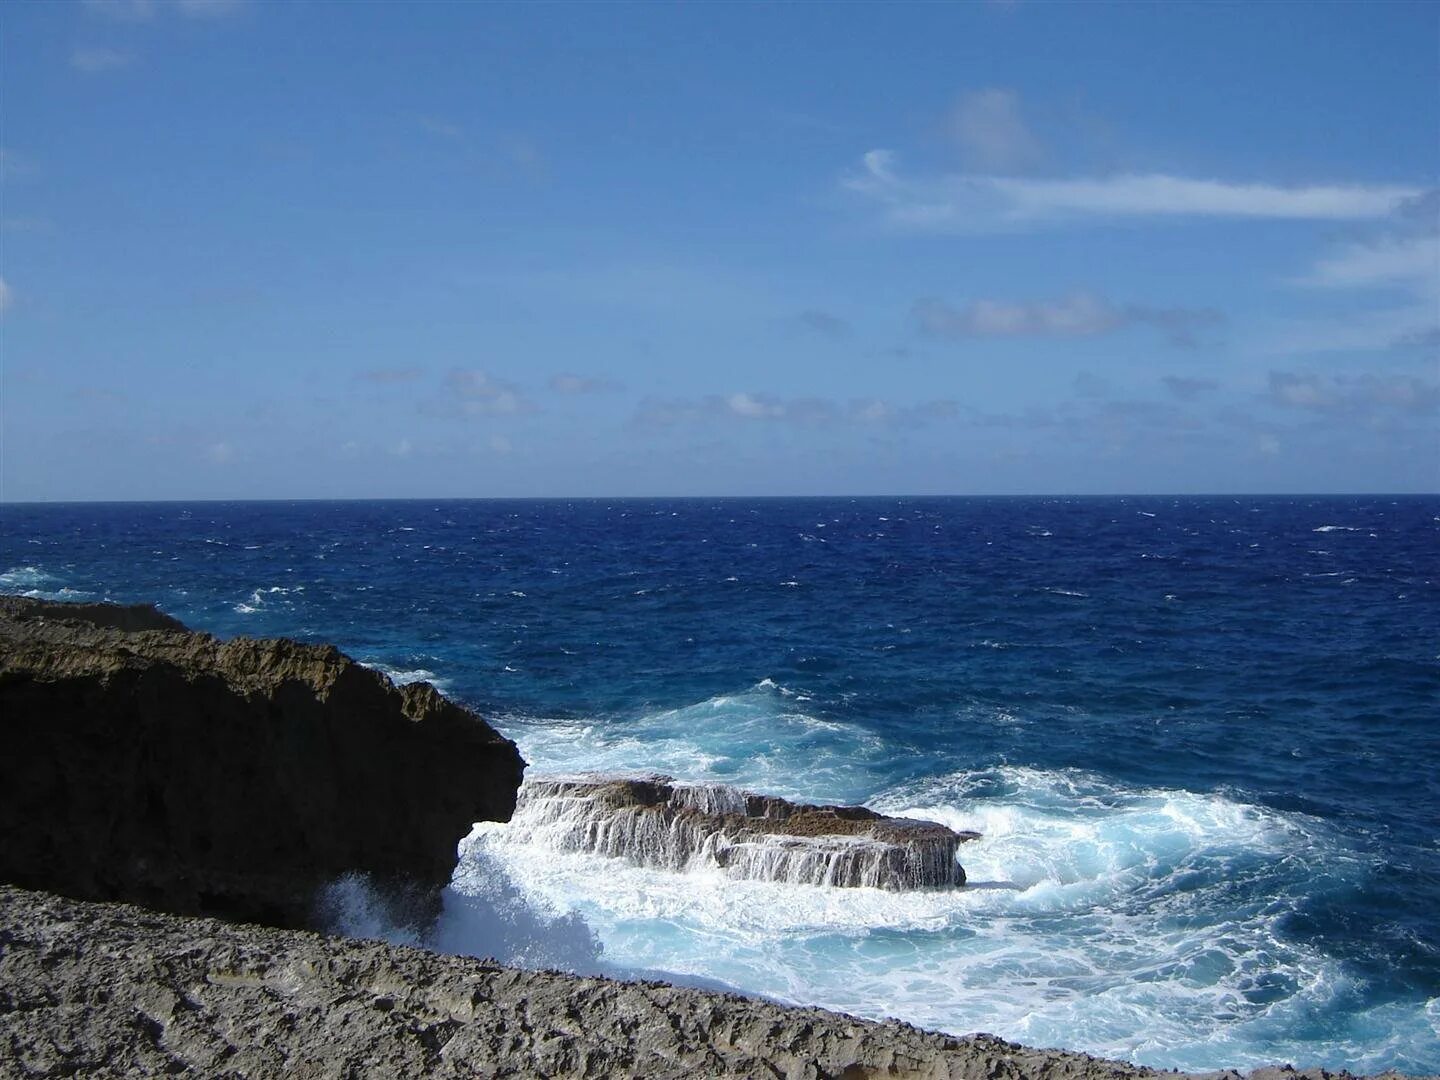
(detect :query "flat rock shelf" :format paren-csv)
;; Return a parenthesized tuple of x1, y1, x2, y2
(511, 773, 979, 889)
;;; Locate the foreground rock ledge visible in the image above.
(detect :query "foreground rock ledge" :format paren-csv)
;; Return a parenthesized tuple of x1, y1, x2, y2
(0, 596, 525, 929)
(1, 886, 1405, 1080)
(515, 774, 979, 888)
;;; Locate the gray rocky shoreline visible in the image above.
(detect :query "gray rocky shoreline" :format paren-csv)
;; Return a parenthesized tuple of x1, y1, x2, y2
(0, 885, 1395, 1080)
(0, 595, 1425, 1079)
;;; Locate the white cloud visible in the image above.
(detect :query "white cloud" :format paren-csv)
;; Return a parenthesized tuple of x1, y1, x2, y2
(173, 0, 244, 15)
(1161, 376, 1220, 401)
(417, 115, 464, 141)
(444, 370, 534, 416)
(1275, 190, 1438, 354)
(1268, 371, 1439, 415)
(634, 393, 957, 431)
(70, 47, 135, 72)
(355, 367, 424, 384)
(392, 438, 413, 458)
(206, 441, 236, 464)
(83, 0, 158, 20)
(726, 392, 785, 419)
(946, 89, 1043, 172)
(846, 150, 1420, 230)
(488, 433, 514, 455)
(84, 0, 242, 19)
(914, 292, 1221, 346)
(550, 373, 620, 394)
(1305, 235, 1439, 290)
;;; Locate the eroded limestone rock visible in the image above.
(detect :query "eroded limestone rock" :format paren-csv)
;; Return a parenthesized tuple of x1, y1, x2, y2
(0, 596, 525, 929)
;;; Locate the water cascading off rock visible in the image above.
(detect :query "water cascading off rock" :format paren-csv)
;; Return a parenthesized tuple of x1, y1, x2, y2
(508, 774, 978, 889)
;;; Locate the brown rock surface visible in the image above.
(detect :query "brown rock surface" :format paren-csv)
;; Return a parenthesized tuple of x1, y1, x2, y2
(513, 774, 978, 888)
(0, 596, 525, 929)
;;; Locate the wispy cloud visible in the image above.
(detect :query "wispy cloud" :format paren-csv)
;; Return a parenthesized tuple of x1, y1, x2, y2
(0, 150, 37, 181)
(634, 393, 958, 431)
(946, 89, 1043, 172)
(417, 115, 464, 141)
(70, 46, 135, 72)
(846, 150, 1420, 231)
(550, 373, 622, 395)
(83, 0, 158, 20)
(1161, 376, 1220, 401)
(442, 370, 535, 416)
(172, 0, 245, 18)
(85, 0, 244, 18)
(913, 292, 1221, 347)
(1272, 189, 1438, 355)
(1304, 234, 1439, 290)
(795, 309, 852, 339)
(1267, 371, 1439, 415)
(355, 367, 424, 384)
(206, 441, 237, 464)
(0, 277, 13, 315)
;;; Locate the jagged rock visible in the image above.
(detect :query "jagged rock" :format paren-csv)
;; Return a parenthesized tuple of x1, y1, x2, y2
(511, 774, 979, 889)
(0, 884, 1271, 1080)
(1, 884, 1408, 1080)
(0, 596, 525, 929)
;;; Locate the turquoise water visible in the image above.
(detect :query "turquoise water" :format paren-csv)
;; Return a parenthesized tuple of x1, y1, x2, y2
(2, 496, 1436, 1072)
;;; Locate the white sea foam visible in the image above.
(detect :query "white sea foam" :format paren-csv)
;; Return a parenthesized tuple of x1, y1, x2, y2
(359, 661, 449, 690)
(454, 714, 1425, 1073)
(1312, 525, 1361, 533)
(0, 566, 96, 601)
(501, 682, 887, 803)
(232, 584, 304, 614)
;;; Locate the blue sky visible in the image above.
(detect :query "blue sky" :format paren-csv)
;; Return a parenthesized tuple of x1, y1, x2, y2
(2, 0, 1436, 499)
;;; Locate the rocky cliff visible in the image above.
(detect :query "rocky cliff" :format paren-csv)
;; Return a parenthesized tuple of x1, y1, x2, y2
(0, 596, 525, 929)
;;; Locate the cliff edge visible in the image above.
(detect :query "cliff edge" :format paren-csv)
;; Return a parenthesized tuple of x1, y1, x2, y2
(0, 596, 525, 929)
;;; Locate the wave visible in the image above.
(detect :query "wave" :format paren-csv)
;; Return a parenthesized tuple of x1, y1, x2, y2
(233, 584, 305, 615)
(0, 566, 96, 602)
(499, 680, 892, 804)
(462, 736, 1433, 1073)
(359, 661, 450, 690)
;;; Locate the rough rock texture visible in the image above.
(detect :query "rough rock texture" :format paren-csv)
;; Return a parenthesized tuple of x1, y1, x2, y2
(513, 774, 978, 888)
(0, 596, 525, 929)
(5, 886, 1416, 1080)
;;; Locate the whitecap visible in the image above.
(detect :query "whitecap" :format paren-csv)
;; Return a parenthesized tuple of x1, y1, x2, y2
(465, 761, 1398, 1073)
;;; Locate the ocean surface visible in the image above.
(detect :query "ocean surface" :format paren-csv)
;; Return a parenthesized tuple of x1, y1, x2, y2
(2, 496, 1437, 1073)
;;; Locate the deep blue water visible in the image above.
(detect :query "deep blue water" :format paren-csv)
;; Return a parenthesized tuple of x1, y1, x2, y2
(2, 496, 1437, 1072)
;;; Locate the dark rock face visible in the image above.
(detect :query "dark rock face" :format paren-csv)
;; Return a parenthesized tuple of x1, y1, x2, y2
(512, 774, 979, 889)
(0, 596, 525, 929)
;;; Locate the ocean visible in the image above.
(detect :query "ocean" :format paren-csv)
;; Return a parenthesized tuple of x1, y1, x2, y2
(2, 495, 1436, 1073)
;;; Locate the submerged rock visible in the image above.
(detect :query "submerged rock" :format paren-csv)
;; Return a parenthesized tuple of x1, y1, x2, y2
(0, 596, 525, 929)
(511, 774, 979, 889)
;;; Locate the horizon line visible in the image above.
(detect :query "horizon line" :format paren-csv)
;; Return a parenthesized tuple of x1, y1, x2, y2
(2, 491, 1437, 507)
